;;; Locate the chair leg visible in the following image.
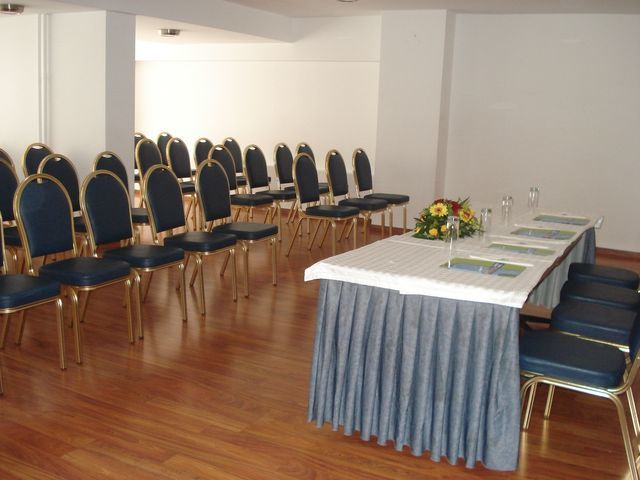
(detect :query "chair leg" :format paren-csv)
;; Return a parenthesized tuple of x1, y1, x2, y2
(69, 288, 83, 364)
(54, 298, 66, 370)
(124, 278, 134, 344)
(230, 249, 238, 302)
(196, 255, 205, 315)
(179, 262, 188, 321)
(143, 271, 154, 302)
(220, 251, 231, 277)
(403, 204, 407, 232)
(14, 311, 26, 345)
(133, 271, 144, 339)
(276, 202, 282, 242)
(352, 217, 357, 250)
(189, 256, 199, 287)
(363, 213, 371, 245)
(1, 314, 9, 348)
(80, 291, 91, 324)
(380, 211, 386, 238)
(242, 242, 250, 298)
(319, 221, 330, 249)
(626, 388, 640, 438)
(308, 220, 322, 250)
(609, 393, 640, 480)
(521, 380, 538, 430)
(271, 238, 277, 286)
(388, 207, 394, 236)
(340, 220, 351, 241)
(286, 218, 303, 257)
(543, 385, 555, 419)
(331, 221, 337, 256)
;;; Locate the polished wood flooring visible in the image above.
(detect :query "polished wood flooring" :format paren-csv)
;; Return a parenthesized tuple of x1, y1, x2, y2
(0, 218, 638, 479)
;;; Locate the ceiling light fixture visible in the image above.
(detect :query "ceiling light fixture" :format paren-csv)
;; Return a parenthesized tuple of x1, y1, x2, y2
(0, 3, 25, 14)
(158, 28, 180, 38)
(337, 0, 358, 2)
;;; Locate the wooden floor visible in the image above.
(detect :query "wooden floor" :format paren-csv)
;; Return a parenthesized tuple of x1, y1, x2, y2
(1, 218, 638, 479)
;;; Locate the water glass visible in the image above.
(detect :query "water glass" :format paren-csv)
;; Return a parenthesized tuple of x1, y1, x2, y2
(501, 196, 513, 225)
(479, 208, 492, 240)
(528, 187, 540, 212)
(445, 215, 460, 265)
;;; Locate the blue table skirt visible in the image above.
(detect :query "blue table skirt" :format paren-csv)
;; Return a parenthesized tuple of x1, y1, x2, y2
(308, 280, 521, 470)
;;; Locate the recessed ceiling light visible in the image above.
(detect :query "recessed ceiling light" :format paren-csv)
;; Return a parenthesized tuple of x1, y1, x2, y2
(158, 28, 180, 38)
(337, 0, 358, 2)
(0, 3, 25, 14)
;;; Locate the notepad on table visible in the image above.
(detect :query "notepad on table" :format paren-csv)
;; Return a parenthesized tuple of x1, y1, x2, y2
(510, 227, 576, 241)
(533, 214, 590, 226)
(441, 257, 525, 277)
(489, 242, 555, 256)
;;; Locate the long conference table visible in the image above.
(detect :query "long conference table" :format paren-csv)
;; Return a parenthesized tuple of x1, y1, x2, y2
(304, 210, 597, 471)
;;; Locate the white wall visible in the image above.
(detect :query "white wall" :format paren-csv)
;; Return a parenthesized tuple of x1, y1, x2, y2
(0, 15, 42, 173)
(374, 10, 451, 225)
(445, 14, 640, 252)
(135, 17, 380, 182)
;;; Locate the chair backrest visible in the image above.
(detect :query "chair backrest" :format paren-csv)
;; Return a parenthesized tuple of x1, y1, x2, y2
(94, 151, 129, 188)
(81, 170, 133, 249)
(326, 149, 349, 198)
(143, 164, 186, 236)
(38, 154, 81, 212)
(0, 159, 18, 222)
(194, 137, 214, 166)
(157, 132, 172, 166)
(0, 212, 6, 273)
(223, 137, 243, 174)
(0, 148, 15, 171)
(14, 174, 76, 267)
(135, 138, 163, 178)
(353, 148, 373, 192)
(196, 160, 232, 223)
(167, 137, 192, 179)
(209, 145, 237, 191)
(23, 142, 53, 177)
(244, 145, 270, 190)
(293, 153, 320, 205)
(274, 143, 294, 186)
(134, 132, 146, 149)
(296, 142, 315, 163)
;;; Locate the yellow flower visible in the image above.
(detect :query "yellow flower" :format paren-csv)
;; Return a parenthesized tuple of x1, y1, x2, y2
(460, 209, 473, 223)
(440, 224, 447, 232)
(429, 202, 448, 217)
(428, 228, 438, 237)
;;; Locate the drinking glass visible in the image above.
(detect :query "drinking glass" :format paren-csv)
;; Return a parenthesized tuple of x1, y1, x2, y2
(528, 187, 539, 213)
(479, 208, 492, 242)
(501, 196, 513, 225)
(445, 215, 460, 266)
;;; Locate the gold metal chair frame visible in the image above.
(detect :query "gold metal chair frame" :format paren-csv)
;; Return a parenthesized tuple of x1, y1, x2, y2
(326, 149, 386, 246)
(197, 160, 276, 299)
(0, 212, 66, 370)
(166, 137, 198, 230)
(143, 164, 237, 314)
(520, 354, 640, 480)
(286, 154, 358, 257)
(14, 174, 134, 365)
(81, 170, 187, 339)
(0, 148, 15, 172)
(21, 142, 52, 178)
(0, 159, 23, 272)
(273, 143, 300, 226)
(135, 138, 163, 208)
(352, 147, 408, 235)
(295, 141, 331, 206)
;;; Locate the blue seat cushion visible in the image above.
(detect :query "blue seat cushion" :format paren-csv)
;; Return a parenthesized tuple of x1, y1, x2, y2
(164, 231, 236, 252)
(0, 274, 60, 309)
(104, 245, 184, 269)
(230, 193, 273, 207)
(305, 205, 359, 219)
(568, 263, 639, 290)
(520, 330, 626, 388)
(212, 222, 277, 241)
(131, 207, 149, 224)
(39, 257, 131, 287)
(179, 181, 196, 194)
(365, 192, 410, 204)
(551, 300, 637, 346)
(560, 281, 640, 311)
(3, 226, 22, 247)
(74, 216, 87, 233)
(263, 189, 297, 201)
(339, 197, 387, 212)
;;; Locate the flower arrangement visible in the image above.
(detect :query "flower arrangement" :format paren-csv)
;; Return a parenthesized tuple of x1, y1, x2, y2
(414, 197, 480, 240)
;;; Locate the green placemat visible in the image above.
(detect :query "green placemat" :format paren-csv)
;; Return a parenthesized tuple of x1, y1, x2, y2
(489, 242, 555, 256)
(533, 214, 590, 226)
(441, 257, 525, 277)
(510, 227, 576, 240)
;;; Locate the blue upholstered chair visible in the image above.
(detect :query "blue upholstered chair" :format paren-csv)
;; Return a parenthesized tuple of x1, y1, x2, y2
(326, 149, 387, 245)
(93, 151, 149, 237)
(286, 153, 359, 257)
(209, 145, 273, 222)
(166, 137, 198, 228)
(38, 154, 89, 255)
(196, 160, 278, 298)
(0, 148, 15, 172)
(274, 143, 301, 225)
(0, 159, 22, 270)
(22, 142, 52, 177)
(81, 170, 187, 339)
(567, 262, 639, 290)
(352, 148, 410, 234)
(133, 132, 146, 184)
(520, 321, 640, 480)
(222, 137, 248, 189)
(14, 174, 133, 364)
(244, 144, 297, 241)
(560, 280, 640, 311)
(135, 138, 163, 180)
(194, 138, 214, 167)
(295, 142, 330, 196)
(143, 165, 238, 314)
(0, 212, 65, 370)
(156, 132, 172, 166)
